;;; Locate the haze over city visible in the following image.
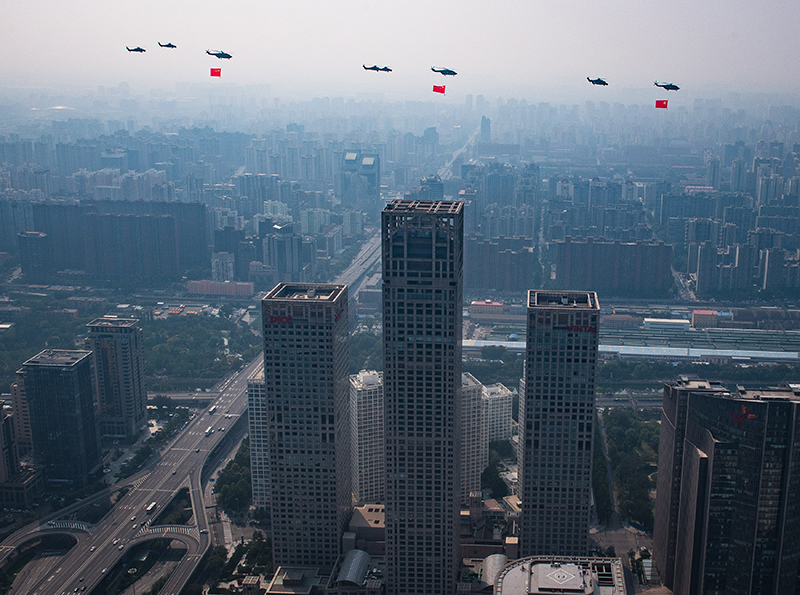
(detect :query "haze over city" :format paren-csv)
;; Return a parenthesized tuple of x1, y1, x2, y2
(1, 1, 800, 594)
(3, 0, 800, 100)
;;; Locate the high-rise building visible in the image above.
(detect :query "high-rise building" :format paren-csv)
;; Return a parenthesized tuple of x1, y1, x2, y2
(654, 381, 800, 595)
(349, 370, 385, 504)
(483, 382, 513, 443)
(652, 378, 728, 592)
(382, 199, 463, 595)
(461, 373, 487, 505)
(16, 350, 101, 486)
(520, 290, 599, 557)
(9, 380, 32, 456)
(0, 402, 19, 483)
(211, 252, 235, 282)
(86, 317, 147, 442)
(246, 362, 268, 509)
(261, 283, 350, 570)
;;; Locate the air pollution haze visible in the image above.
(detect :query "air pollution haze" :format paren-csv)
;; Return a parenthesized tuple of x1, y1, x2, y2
(2, 0, 800, 101)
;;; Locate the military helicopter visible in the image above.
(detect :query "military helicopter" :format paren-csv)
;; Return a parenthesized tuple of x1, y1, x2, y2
(654, 81, 680, 91)
(158, 42, 177, 48)
(126, 46, 146, 53)
(587, 77, 608, 86)
(206, 49, 233, 59)
(431, 67, 457, 76)
(363, 65, 392, 72)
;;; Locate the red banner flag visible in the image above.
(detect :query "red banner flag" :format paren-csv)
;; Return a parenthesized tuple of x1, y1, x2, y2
(655, 99, 668, 109)
(433, 85, 445, 94)
(210, 68, 221, 77)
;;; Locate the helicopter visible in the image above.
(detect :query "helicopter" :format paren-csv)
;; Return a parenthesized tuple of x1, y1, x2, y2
(158, 42, 177, 49)
(654, 81, 680, 91)
(363, 65, 392, 72)
(431, 67, 457, 76)
(587, 77, 608, 86)
(207, 49, 233, 59)
(126, 46, 146, 53)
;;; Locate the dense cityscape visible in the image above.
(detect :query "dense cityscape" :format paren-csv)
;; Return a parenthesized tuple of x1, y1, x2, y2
(0, 75, 799, 595)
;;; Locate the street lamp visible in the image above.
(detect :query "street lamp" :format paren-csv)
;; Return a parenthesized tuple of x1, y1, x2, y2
(128, 567, 137, 595)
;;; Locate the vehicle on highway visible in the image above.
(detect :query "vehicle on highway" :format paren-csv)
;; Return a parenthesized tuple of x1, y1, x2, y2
(89, 546, 95, 552)
(196, 448, 200, 452)
(119, 544, 124, 550)
(146, 501, 157, 514)
(219, 427, 224, 431)
(199, 528, 208, 534)
(113, 539, 119, 545)
(131, 516, 136, 521)
(208, 406, 217, 415)
(205, 426, 213, 436)
(132, 524, 137, 529)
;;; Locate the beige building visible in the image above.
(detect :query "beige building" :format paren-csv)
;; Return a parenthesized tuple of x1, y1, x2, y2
(461, 373, 488, 504)
(349, 370, 384, 503)
(483, 382, 512, 443)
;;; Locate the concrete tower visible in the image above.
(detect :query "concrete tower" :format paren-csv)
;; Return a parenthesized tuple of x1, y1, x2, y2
(520, 290, 599, 556)
(261, 283, 350, 570)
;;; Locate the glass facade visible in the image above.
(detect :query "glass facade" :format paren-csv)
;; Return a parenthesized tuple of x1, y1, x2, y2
(382, 200, 463, 595)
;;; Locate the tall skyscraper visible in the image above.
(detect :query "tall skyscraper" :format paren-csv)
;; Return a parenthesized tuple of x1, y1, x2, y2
(652, 378, 728, 591)
(349, 370, 385, 503)
(16, 350, 101, 486)
(519, 290, 599, 557)
(261, 283, 350, 570)
(653, 380, 800, 595)
(382, 199, 463, 595)
(461, 373, 487, 505)
(86, 317, 147, 442)
(246, 362, 268, 509)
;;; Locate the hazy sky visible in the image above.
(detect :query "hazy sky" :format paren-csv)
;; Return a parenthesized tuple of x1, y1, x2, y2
(3, 0, 800, 102)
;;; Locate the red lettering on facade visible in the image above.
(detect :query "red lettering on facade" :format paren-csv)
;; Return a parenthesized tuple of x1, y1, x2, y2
(568, 325, 597, 333)
(269, 315, 293, 325)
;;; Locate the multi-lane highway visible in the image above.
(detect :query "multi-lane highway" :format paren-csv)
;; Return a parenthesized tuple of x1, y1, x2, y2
(0, 355, 263, 595)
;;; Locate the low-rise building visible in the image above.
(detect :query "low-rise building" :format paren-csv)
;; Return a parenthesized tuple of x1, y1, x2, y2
(493, 556, 626, 595)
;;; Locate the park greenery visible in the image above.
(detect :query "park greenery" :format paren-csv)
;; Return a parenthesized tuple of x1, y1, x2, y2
(183, 532, 272, 595)
(213, 437, 251, 517)
(602, 408, 660, 531)
(592, 419, 613, 526)
(142, 315, 262, 385)
(157, 489, 193, 526)
(350, 332, 382, 374)
(598, 359, 800, 388)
